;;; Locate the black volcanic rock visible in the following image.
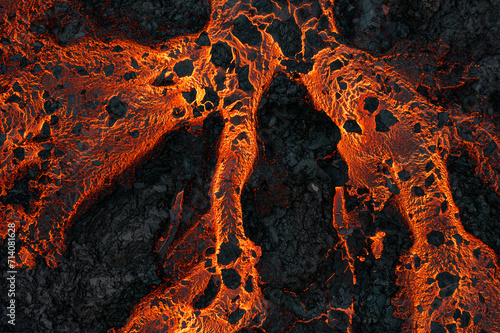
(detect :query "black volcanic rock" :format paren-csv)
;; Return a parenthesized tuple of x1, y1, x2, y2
(375, 110, 399, 132)
(267, 17, 302, 59)
(210, 41, 234, 71)
(0, 111, 224, 332)
(106, 96, 127, 119)
(221, 268, 242, 289)
(195, 31, 211, 46)
(193, 275, 220, 309)
(343, 119, 362, 134)
(103, 64, 115, 77)
(363, 97, 379, 113)
(13, 147, 25, 160)
(182, 88, 197, 104)
(427, 230, 445, 247)
(218, 242, 242, 266)
(237, 65, 253, 91)
(173, 59, 194, 78)
(232, 15, 262, 46)
(81, 0, 210, 44)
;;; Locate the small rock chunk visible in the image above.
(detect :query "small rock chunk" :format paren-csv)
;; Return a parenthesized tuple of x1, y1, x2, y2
(221, 268, 241, 289)
(363, 97, 379, 113)
(217, 242, 242, 266)
(173, 59, 194, 78)
(426, 230, 445, 247)
(232, 15, 262, 46)
(106, 96, 127, 119)
(210, 41, 233, 71)
(343, 119, 362, 134)
(375, 109, 399, 132)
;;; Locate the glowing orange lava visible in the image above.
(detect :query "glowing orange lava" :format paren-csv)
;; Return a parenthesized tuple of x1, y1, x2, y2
(1, 0, 499, 331)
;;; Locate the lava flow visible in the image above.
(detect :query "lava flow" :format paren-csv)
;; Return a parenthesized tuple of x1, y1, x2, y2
(1, 0, 500, 332)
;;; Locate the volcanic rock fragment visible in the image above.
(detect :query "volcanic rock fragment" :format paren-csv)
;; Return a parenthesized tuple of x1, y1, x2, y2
(343, 119, 362, 134)
(38, 148, 51, 160)
(460, 310, 471, 328)
(152, 69, 175, 87)
(228, 308, 246, 324)
(182, 88, 197, 104)
(427, 230, 445, 247)
(236, 65, 253, 91)
(412, 186, 424, 197)
(430, 321, 447, 333)
(130, 57, 140, 69)
(173, 59, 194, 77)
(106, 96, 127, 126)
(329, 60, 343, 71)
(5, 94, 22, 104)
(221, 268, 241, 289)
(58, 22, 77, 44)
(266, 17, 302, 59)
(44, 99, 62, 114)
(398, 170, 410, 181)
(232, 15, 262, 46)
(123, 71, 137, 81)
(103, 64, 115, 77)
(385, 178, 400, 194)
(436, 271, 460, 297)
(72, 123, 83, 135)
(304, 30, 325, 59)
(363, 96, 379, 113)
(210, 41, 233, 71)
(195, 31, 211, 46)
(201, 87, 219, 111)
(13, 147, 25, 160)
(49, 64, 63, 79)
(425, 174, 435, 188)
(440, 200, 448, 213)
(375, 109, 399, 132)
(431, 297, 442, 309)
(75, 66, 89, 76)
(437, 112, 450, 128)
(217, 242, 242, 266)
(193, 275, 220, 309)
(40, 122, 51, 139)
(244, 276, 253, 293)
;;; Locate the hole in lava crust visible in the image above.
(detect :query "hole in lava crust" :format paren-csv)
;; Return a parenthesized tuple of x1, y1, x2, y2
(0, 113, 223, 332)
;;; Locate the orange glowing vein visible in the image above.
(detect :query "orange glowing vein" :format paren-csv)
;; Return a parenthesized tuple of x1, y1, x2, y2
(0, 0, 500, 332)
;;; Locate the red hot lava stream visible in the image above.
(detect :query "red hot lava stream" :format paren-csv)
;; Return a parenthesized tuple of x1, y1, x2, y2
(0, 0, 499, 331)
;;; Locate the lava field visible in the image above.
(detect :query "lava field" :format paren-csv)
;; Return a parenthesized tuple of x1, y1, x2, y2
(1, 0, 500, 332)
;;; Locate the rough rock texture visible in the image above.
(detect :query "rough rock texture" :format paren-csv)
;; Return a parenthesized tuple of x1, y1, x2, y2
(241, 74, 410, 332)
(80, 0, 210, 44)
(334, 0, 500, 121)
(0, 113, 223, 332)
(448, 149, 500, 255)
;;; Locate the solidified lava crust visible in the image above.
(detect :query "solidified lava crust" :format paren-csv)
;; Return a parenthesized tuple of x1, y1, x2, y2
(1, 0, 500, 332)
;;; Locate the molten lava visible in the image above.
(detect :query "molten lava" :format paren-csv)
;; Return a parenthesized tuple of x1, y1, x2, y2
(1, 0, 500, 332)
